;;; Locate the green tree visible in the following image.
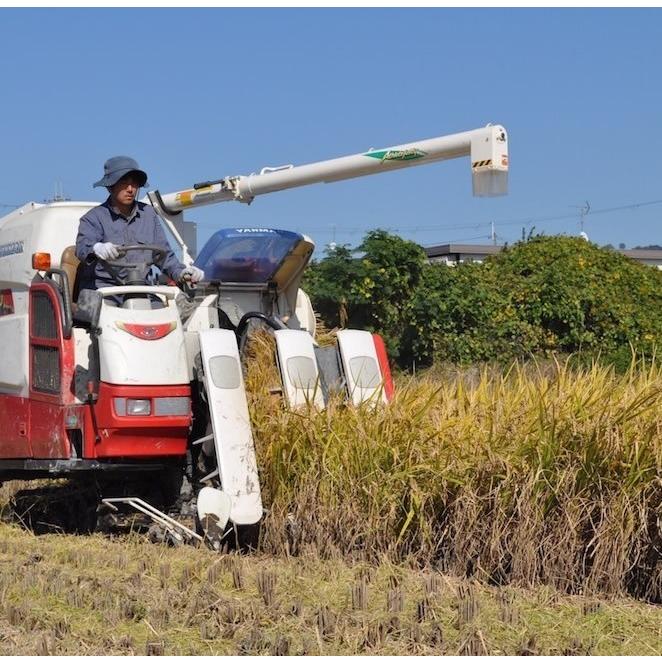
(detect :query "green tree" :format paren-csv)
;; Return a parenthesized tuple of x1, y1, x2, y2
(304, 244, 358, 328)
(304, 230, 426, 359)
(490, 236, 662, 358)
(349, 230, 426, 357)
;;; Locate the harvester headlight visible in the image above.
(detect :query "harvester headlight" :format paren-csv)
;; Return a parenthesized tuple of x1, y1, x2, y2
(114, 397, 190, 417)
(126, 399, 151, 416)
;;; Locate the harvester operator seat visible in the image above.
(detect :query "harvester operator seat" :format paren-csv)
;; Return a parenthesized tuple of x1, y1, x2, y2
(60, 245, 83, 306)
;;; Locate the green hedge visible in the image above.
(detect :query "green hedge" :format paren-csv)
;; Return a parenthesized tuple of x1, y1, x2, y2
(304, 233, 662, 369)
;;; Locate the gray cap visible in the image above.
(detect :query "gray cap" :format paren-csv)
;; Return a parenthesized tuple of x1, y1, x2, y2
(93, 156, 148, 188)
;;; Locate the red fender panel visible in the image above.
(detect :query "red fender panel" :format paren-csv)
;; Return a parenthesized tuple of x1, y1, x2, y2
(372, 333, 395, 401)
(84, 383, 192, 459)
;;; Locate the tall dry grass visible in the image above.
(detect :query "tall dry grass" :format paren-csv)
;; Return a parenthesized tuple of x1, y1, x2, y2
(244, 333, 661, 601)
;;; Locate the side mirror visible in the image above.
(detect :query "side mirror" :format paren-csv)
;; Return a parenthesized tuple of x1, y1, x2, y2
(73, 289, 103, 328)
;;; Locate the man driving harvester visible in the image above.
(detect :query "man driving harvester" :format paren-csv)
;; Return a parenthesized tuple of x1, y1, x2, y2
(75, 155, 204, 291)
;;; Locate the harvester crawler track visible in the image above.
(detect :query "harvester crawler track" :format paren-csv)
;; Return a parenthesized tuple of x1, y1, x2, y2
(5, 481, 99, 535)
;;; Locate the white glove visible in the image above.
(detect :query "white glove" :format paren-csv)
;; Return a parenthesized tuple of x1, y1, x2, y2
(93, 242, 119, 261)
(180, 265, 205, 283)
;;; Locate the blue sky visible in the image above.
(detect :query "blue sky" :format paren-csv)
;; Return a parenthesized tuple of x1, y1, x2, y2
(1, 8, 661, 255)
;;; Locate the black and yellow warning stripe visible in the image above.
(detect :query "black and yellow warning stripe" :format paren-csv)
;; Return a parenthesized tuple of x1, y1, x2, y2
(471, 159, 493, 168)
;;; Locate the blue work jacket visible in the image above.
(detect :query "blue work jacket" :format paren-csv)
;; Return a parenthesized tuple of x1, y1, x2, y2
(75, 198, 185, 289)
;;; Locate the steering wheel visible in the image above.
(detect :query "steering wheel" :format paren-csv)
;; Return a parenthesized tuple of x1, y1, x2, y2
(101, 244, 168, 286)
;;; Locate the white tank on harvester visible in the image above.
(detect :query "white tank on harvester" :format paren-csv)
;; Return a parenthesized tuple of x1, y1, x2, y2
(0, 124, 509, 547)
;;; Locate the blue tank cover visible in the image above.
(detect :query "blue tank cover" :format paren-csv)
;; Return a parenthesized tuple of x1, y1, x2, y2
(194, 228, 305, 284)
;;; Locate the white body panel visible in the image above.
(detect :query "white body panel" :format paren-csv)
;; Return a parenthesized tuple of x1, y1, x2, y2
(182, 293, 220, 381)
(198, 328, 262, 526)
(274, 329, 325, 409)
(294, 289, 316, 336)
(0, 202, 95, 283)
(0, 313, 28, 394)
(336, 329, 387, 406)
(96, 286, 188, 385)
(72, 327, 94, 403)
(216, 288, 263, 327)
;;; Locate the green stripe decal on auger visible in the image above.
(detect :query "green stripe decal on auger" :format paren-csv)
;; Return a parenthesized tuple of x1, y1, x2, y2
(364, 148, 428, 162)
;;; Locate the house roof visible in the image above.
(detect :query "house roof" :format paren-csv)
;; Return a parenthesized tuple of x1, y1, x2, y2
(424, 243, 662, 261)
(424, 244, 502, 257)
(620, 249, 662, 260)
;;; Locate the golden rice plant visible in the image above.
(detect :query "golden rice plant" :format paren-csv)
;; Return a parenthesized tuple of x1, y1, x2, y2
(244, 332, 661, 600)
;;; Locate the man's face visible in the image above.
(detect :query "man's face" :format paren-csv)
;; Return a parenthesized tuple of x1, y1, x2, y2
(109, 173, 141, 208)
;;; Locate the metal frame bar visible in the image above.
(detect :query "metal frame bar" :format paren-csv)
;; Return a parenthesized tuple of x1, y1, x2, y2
(101, 496, 203, 543)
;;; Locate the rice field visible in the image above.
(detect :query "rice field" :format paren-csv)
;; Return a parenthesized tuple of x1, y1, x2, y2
(0, 335, 660, 653)
(0, 522, 659, 655)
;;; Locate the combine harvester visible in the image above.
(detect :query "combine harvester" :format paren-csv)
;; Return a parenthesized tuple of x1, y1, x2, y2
(0, 124, 508, 547)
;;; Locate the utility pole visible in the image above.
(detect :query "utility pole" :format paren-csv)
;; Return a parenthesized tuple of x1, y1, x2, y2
(571, 200, 591, 233)
(491, 220, 497, 245)
(579, 201, 590, 233)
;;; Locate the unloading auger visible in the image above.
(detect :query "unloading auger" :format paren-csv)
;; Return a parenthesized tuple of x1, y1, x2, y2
(147, 124, 508, 262)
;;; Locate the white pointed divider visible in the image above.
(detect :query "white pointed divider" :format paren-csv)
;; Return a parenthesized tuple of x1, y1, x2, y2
(274, 329, 325, 410)
(336, 329, 389, 407)
(196, 486, 232, 548)
(198, 329, 262, 526)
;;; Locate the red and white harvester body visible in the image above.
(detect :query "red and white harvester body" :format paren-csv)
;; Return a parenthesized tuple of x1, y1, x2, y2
(0, 125, 508, 545)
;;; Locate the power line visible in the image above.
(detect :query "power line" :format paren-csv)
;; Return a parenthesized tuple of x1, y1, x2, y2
(582, 198, 662, 216)
(434, 233, 490, 243)
(5, 193, 658, 244)
(410, 197, 662, 234)
(235, 195, 662, 239)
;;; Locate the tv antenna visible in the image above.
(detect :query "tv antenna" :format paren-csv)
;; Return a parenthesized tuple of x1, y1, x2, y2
(44, 180, 70, 203)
